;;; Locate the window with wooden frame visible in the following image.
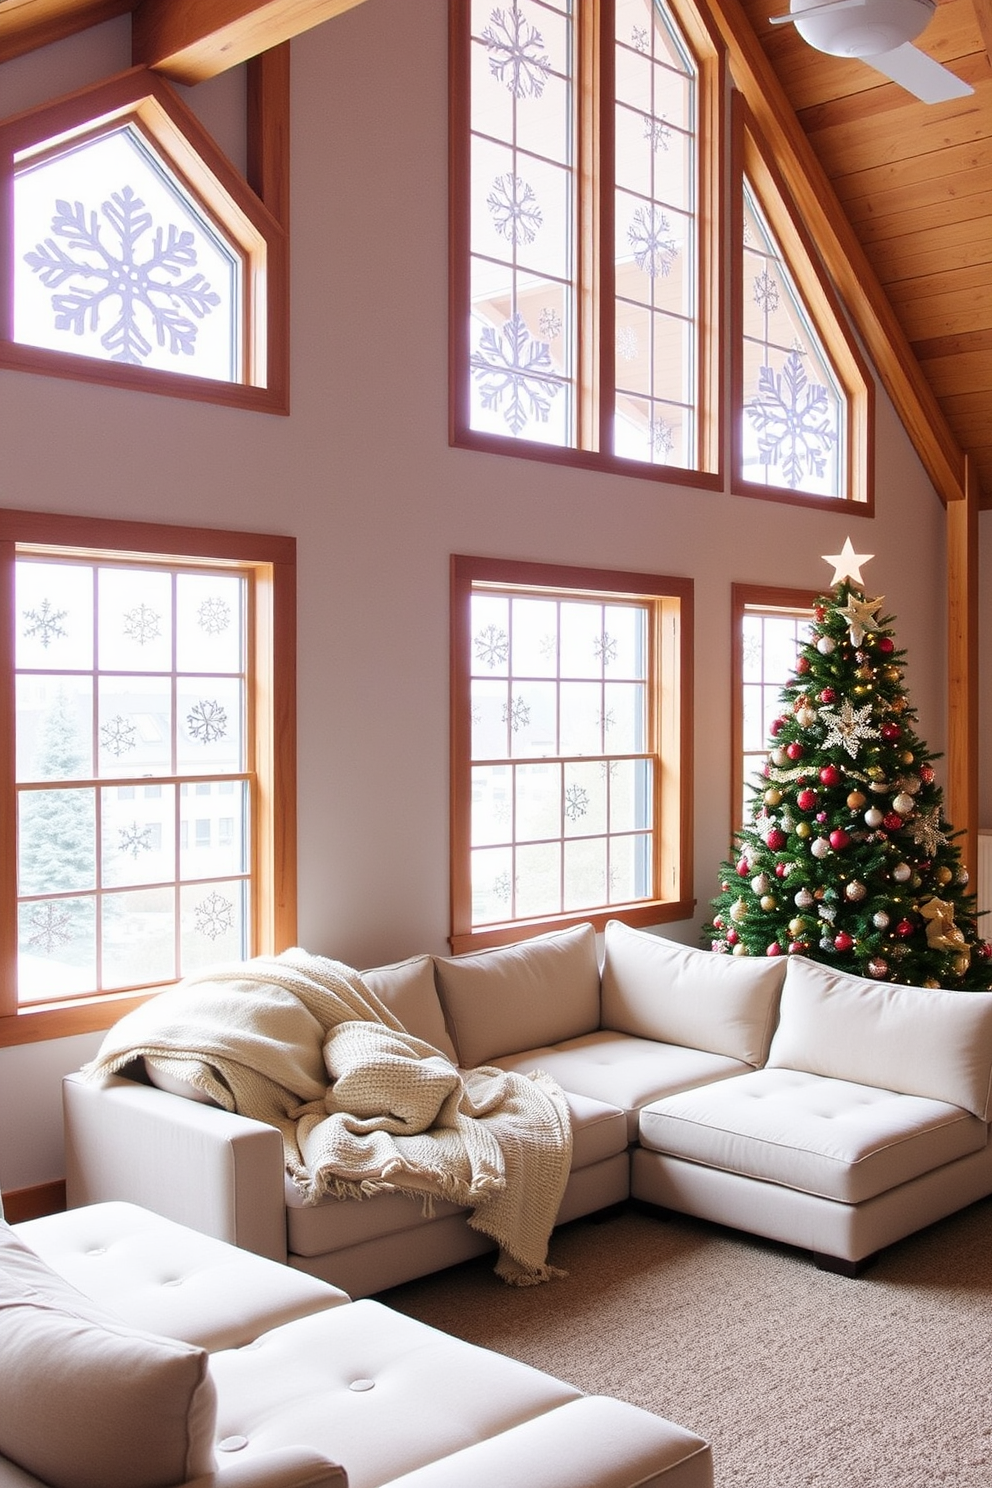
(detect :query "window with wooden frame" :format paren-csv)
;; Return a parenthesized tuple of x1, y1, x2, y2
(732, 583, 814, 833)
(450, 0, 723, 484)
(733, 98, 874, 509)
(0, 509, 297, 1047)
(451, 555, 693, 952)
(0, 65, 288, 413)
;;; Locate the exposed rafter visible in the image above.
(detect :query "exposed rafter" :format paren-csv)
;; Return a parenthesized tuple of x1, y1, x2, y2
(132, 0, 369, 83)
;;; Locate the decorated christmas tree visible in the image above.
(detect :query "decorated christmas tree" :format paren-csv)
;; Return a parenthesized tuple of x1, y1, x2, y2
(706, 538, 992, 988)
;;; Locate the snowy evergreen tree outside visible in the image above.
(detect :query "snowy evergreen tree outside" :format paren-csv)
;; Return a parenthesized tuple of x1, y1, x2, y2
(706, 539, 992, 989)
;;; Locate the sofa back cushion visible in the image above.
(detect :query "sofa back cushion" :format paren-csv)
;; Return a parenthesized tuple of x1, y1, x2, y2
(361, 954, 459, 1063)
(767, 956, 992, 1120)
(600, 921, 786, 1066)
(433, 923, 601, 1068)
(0, 1221, 217, 1488)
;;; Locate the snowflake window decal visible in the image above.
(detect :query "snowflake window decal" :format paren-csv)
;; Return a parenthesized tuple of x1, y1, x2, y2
(194, 890, 235, 941)
(631, 26, 650, 52)
(617, 326, 638, 362)
(628, 205, 679, 280)
(123, 603, 161, 645)
(23, 183, 222, 367)
(644, 117, 672, 153)
(198, 596, 232, 636)
(475, 624, 509, 669)
(650, 418, 676, 457)
(539, 307, 562, 340)
(118, 821, 153, 858)
(564, 784, 590, 822)
(753, 270, 779, 314)
(187, 699, 228, 744)
(745, 348, 837, 489)
(101, 714, 138, 757)
(488, 174, 543, 246)
(24, 901, 74, 954)
(503, 695, 531, 732)
(594, 633, 618, 667)
(493, 871, 512, 905)
(471, 312, 561, 435)
(482, 7, 552, 99)
(23, 599, 68, 649)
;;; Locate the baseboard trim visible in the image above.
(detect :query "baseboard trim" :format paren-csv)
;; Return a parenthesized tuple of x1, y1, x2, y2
(2, 1179, 67, 1223)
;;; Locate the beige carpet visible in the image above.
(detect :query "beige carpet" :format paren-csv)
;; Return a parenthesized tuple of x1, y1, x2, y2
(383, 1199, 992, 1488)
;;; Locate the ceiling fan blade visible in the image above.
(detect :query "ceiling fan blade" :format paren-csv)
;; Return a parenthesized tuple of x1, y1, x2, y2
(768, 0, 864, 25)
(866, 42, 974, 101)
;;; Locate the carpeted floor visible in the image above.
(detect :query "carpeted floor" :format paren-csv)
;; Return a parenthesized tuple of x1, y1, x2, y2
(383, 1198, 992, 1488)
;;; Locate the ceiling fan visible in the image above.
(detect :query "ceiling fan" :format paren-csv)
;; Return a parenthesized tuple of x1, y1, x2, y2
(769, 0, 974, 102)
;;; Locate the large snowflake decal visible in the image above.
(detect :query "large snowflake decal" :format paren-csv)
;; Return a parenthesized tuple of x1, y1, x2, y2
(24, 901, 74, 954)
(628, 205, 679, 279)
(194, 890, 235, 941)
(101, 714, 138, 757)
(471, 313, 561, 435)
(24, 185, 221, 366)
(746, 348, 836, 489)
(198, 596, 231, 635)
(23, 599, 68, 649)
(123, 603, 161, 645)
(488, 174, 543, 246)
(474, 624, 509, 669)
(118, 822, 153, 858)
(187, 699, 228, 744)
(482, 7, 552, 98)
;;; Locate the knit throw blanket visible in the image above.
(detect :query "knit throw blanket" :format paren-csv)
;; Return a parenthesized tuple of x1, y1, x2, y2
(83, 948, 573, 1286)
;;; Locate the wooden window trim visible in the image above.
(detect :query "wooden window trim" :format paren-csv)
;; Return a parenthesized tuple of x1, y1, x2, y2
(731, 94, 874, 513)
(731, 582, 816, 835)
(0, 62, 289, 413)
(0, 507, 297, 1047)
(448, 0, 725, 491)
(450, 554, 694, 954)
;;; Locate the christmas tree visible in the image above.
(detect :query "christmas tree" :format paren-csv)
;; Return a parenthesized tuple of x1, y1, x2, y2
(706, 538, 992, 988)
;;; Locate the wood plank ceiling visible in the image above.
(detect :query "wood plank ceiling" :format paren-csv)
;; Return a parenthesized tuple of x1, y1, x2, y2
(1, 0, 990, 505)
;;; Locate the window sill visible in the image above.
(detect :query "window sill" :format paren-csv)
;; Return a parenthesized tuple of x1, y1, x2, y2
(0, 987, 165, 1048)
(450, 899, 697, 956)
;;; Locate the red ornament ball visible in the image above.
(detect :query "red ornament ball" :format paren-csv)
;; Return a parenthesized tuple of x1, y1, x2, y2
(797, 788, 818, 812)
(881, 722, 902, 742)
(775, 863, 788, 878)
(877, 637, 894, 654)
(770, 717, 785, 736)
(920, 763, 935, 785)
(765, 828, 787, 851)
(883, 812, 903, 831)
(820, 765, 841, 787)
(834, 931, 854, 953)
(713, 916, 724, 930)
(786, 742, 804, 761)
(737, 858, 749, 876)
(766, 943, 782, 957)
(819, 688, 836, 704)
(829, 828, 850, 851)
(896, 919, 914, 938)
(726, 929, 739, 945)
(868, 958, 889, 979)
(788, 941, 808, 955)
(814, 605, 826, 622)
(796, 656, 810, 674)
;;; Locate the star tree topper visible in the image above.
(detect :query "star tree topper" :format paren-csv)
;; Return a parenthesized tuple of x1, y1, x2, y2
(837, 591, 885, 647)
(822, 536, 873, 587)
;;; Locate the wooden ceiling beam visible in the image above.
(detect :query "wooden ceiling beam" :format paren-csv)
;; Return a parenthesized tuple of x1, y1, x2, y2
(0, 0, 131, 66)
(131, 0, 369, 84)
(710, 0, 969, 506)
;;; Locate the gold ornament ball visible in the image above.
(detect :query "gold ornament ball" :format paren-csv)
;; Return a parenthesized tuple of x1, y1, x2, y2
(845, 880, 867, 901)
(957, 867, 970, 886)
(771, 747, 788, 767)
(795, 822, 811, 839)
(867, 765, 885, 780)
(847, 790, 867, 810)
(730, 897, 748, 923)
(760, 894, 777, 912)
(936, 866, 953, 885)
(732, 943, 749, 956)
(902, 751, 915, 766)
(923, 978, 941, 989)
(764, 788, 782, 807)
(952, 954, 970, 977)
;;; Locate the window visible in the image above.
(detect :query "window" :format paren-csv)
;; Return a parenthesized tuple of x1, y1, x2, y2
(732, 99, 874, 508)
(732, 584, 814, 833)
(0, 67, 288, 413)
(1, 509, 297, 1046)
(451, 555, 692, 951)
(451, 0, 722, 481)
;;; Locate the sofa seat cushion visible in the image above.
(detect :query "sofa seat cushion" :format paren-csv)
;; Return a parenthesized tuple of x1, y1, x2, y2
(0, 1220, 217, 1488)
(493, 1031, 751, 1142)
(208, 1299, 581, 1488)
(433, 924, 600, 1069)
(637, 1068, 989, 1204)
(15, 1200, 349, 1351)
(285, 1089, 627, 1257)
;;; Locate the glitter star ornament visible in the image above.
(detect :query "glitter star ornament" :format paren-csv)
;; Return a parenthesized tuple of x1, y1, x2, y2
(837, 592, 884, 647)
(818, 698, 879, 758)
(822, 536, 873, 587)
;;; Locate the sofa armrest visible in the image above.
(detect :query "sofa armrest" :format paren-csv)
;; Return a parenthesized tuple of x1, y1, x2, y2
(188, 1447, 347, 1488)
(63, 1071, 288, 1262)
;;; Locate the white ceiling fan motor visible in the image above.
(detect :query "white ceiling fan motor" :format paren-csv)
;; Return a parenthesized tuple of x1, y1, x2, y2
(792, 0, 935, 57)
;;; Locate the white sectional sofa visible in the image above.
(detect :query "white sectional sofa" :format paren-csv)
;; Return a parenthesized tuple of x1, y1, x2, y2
(0, 1199, 713, 1488)
(64, 921, 992, 1290)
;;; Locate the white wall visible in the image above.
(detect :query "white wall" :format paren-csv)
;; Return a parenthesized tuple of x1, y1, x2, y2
(0, 0, 951, 1193)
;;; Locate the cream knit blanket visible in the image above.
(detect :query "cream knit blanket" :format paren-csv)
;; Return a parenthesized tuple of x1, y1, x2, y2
(83, 948, 572, 1285)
